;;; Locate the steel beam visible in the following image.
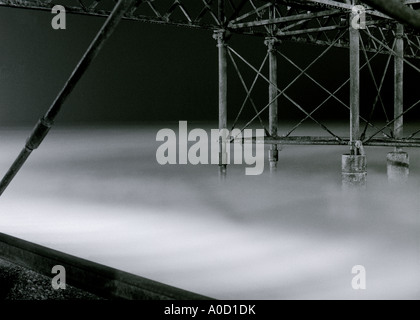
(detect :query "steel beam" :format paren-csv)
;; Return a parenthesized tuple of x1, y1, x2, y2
(388, 23, 410, 183)
(0, 0, 135, 196)
(362, 0, 420, 30)
(394, 23, 405, 144)
(266, 37, 279, 172)
(214, 29, 228, 179)
(239, 136, 420, 148)
(216, 0, 227, 179)
(344, 4, 367, 188)
(2, 1, 420, 57)
(229, 9, 342, 29)
(350, 9, 360, 154)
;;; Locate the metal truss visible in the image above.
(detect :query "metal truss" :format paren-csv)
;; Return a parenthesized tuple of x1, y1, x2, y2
(2, 0, 420, 185)
(227, 24, 420, 151)
(2, 0, 420, 57)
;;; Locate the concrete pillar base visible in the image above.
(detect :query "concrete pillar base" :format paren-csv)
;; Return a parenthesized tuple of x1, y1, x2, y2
(342, 154, 367, 189)
(387, 152, 409, 184)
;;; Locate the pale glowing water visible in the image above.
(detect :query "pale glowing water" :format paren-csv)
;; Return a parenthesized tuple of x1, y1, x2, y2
(0, 124, 419, 300)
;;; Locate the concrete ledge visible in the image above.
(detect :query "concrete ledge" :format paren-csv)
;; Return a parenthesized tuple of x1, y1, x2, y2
(0, 233, 212, 300)
(387, 151, 409, 183)
(342, 154, 367, 189)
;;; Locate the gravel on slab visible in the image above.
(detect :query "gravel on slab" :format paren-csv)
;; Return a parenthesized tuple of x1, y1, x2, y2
(0, 258, 105, 300)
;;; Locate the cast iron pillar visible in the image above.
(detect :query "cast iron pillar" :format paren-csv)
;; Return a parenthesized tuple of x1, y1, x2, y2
(214, 30, 228, 180)
(342, 5, 367, 189)
(265, 37, 279, 173)
(387, 23, 409, 184)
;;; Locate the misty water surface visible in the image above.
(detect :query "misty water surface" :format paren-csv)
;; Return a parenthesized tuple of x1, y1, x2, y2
(0, 123, 419, 299)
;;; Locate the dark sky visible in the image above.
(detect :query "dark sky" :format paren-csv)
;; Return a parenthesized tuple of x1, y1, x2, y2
(0, 6, 418, 127)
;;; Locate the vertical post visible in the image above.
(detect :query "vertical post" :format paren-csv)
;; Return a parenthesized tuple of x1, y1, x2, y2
(342, 6, 367, 189)
(267, 4, 279, 174)
(388, 23, 409, 183)
(266, 37, 279, 173)
(214, 30, 228, 180)
(213, 0, 228, 180)
(349, 11, 360, 153)
(394, 24, 404, 143)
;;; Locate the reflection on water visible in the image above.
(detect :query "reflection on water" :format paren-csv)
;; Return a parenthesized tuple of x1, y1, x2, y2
(0, 124, 419, 299)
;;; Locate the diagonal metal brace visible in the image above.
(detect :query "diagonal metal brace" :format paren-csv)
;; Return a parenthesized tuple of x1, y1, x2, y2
(0, 0, 136, 196)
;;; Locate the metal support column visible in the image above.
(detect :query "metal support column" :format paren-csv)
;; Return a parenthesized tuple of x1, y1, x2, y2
(216, 0, 227, 180)
(214, 29, 228, 180)
(266, 37, 279, 173)
(388, 23, 409, 183)
(0, 0, 135, 197)
(350, 13, 360, 155)
(342, 6, 367, 189)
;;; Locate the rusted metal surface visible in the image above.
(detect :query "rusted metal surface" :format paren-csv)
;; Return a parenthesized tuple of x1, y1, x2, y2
(2, 1, 420, 56)
(215, 5, 228, 178)
(349, 9, 360, 155)
(362, 0, 420, 30)
(394, 23, 405, 147)
(216, 31, 228, 178)
(1, 0, 420, 182)
(267, 37, 279, 171)
(241, 136, 420, 148)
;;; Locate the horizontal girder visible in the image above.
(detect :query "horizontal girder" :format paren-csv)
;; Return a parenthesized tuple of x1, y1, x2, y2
(1, 0, 420, 57)
(239, 136, 420, 148)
